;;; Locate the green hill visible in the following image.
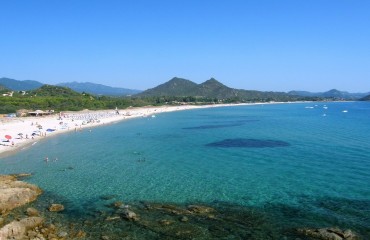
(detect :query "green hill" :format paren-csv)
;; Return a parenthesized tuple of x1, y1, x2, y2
(29, 85, 83, 97)
(137, 77, 199, 97)
(360, 94, 370, 101)
(0, 77, 43, 90)
(137, 77, 304, 102)
(197, 78, 239, 98)
(288, 89, 369, 100)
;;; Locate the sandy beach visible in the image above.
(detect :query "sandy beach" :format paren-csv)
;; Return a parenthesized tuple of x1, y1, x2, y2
(0, 103, 255, 157)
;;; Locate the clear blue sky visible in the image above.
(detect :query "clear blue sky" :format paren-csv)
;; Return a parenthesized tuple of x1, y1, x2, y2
(1, 0, 369, 92)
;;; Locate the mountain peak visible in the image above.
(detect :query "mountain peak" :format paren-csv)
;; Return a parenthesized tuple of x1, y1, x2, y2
(168, 77, 192, 82)
(201, 78, 227, 88)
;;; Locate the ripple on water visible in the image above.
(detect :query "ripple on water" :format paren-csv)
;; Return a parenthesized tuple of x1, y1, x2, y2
(206, 138, 291, 148)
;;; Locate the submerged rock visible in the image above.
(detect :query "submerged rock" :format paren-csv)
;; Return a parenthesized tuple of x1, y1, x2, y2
(11, 173, 32, 178)
(100, 194, 117, 201)
(159, 219, 174, 226)
(187, 205, 215, 214)
(0, 175, 42, 216)
(26, 207, 40, 217)
(58, 231, 68, 238)
(179, 216, 189, 222)
(297, 227, 360, 240)
(112, 201, 123, 208)
(105, 215, 121, 221)
(121, 209, 139, 221)
(48, 203, 65, 212)
(0, 217, 44, 239)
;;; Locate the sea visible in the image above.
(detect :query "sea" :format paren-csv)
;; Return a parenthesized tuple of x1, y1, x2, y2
(1, 101, 370, 239)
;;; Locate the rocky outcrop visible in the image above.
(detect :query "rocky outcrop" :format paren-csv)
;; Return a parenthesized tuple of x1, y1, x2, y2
(26, 207, 40, 217)
(187, 205, 215, 214)
(121, 209, 139, 221)
(297, 227, 360, 240)
(0, 216, 44, 239)
(0, 175, 42, 216)
(48, 203, 65, 212)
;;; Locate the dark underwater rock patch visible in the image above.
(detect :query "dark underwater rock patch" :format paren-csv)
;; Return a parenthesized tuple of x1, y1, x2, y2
(206, 138, 290, 148)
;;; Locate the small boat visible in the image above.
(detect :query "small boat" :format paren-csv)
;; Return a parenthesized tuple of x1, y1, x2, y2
(342, 110, 348, 113)
(305, 106, 314, 109)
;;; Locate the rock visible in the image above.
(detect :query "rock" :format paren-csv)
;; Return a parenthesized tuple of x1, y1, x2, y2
(187, 205, 215, 214)
(48, 224, 56, 231)
(121, 209, 138, 221)
(343, 229, 356, 239)
(101, 236, 110, 240)
(12, 173, 32, 178)
(105, 215, 120, 221)
(297, 227, 359, 240)
(26, 207, 40, 216)
(0, 217, 44, 239)
(27, 230, 38, 238)
(100, 195, 117, 200)
(112, 201, 123, 208)
(75, 230, 86, 238)
(0, 175, 42, 215)
(150, 204, 191, 215)
(58, 231, 68, 237)
(48, 203, 65, 212)
(0, 217, 3, 226)
(159, 219, 174, 226)
(179, 216, 189, 222)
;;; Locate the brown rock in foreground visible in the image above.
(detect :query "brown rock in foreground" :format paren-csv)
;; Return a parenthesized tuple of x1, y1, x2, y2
(0, 175, 42, 216)
(49, 203, 65, 212)
(0, 216, 44, 239)
(297, 227, 360, 240)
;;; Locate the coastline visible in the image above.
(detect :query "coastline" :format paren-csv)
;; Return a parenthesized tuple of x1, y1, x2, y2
(0, 101, 306, 158)
(0, 103, 255, 158)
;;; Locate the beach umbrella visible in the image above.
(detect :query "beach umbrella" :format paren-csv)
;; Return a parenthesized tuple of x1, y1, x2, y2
(5, 135, 12, 140)
(18, 133, 23, 136)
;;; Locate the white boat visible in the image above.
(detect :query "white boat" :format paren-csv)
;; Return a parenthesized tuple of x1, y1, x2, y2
(342, 110, 348, 113)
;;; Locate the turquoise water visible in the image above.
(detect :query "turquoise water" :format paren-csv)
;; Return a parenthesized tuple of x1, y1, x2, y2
(1, 102, 370, 238)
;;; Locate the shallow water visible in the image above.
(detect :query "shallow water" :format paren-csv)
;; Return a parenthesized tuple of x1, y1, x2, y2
(1, 102, 370, 238)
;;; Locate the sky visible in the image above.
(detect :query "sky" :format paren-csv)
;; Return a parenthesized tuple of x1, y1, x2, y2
(1, 0, 370, 92)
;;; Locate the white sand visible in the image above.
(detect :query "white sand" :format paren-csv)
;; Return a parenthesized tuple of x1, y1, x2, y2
(0, 104, 249, 157)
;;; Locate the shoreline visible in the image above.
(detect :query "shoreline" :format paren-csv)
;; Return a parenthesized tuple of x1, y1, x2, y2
(0, 102, 301, 158)
(0, 103, 234, 158)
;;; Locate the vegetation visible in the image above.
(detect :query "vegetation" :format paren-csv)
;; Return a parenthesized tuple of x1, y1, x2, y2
(360, 95, 370, 101)
(0, 83, 322, 114)
(0, 84, 9, 93)
(136, 77, 318, 102)
(288, 89, 370, 100)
